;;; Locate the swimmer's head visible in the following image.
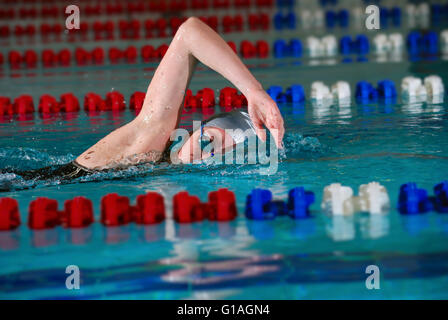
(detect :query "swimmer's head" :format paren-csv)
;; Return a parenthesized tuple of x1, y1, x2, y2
(176, 126, 235, 164)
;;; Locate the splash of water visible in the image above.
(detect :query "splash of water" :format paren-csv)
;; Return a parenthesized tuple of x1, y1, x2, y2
(0, 132, 328, 192)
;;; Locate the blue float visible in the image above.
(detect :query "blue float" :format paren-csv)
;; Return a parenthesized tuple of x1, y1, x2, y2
(286, 12, 296, 29)
(355, 81, 378, 103)
(267, 86, 285, 103)
(273, 12, 296, 30)
(269, 200, 288, 216)
(338, 9, 349, 27)
(377, 80, 397, 98)
(434, 181, 448, 213)
(325, 10, 337, 28)
(423, 31, 438, 54)
(398, 183, 432, 214)
(355, 35, 370, 55)
(273, 39, 288, 58)
(289, 39, 302, 57)
(274, 13, 285, 30)
(273, 39, 302, 58)
(245, 189, 276, 220)
(391, 7, 401, 26)
(286, 85, 305, 103)
(339, 35, 352, 54)
(431, 4, 442, 23)
(287, 187, 315, 219)
(407, 31, 422, 53)
(380, 7, 389, 26)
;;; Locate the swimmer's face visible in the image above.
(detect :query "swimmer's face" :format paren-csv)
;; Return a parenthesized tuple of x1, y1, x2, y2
(177, 127, 236, 163)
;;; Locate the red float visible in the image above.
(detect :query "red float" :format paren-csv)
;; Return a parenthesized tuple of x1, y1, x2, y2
(28, 197, 60, 230)
(259, 13, 270, 30)
(8, 50, 21, 68)
(41, 49, 56, 67)
(144, 19, 154, 38)
(141, 45, 155, 62)
(0, 198, 21, 231)
(13, 95, 34, 114)
(108, 47, 123, 63)
(233, 94, 248, 108)
(91, 47, 105, 64)
(124, 46, 137, 63)
(155, 18, 167, 37)
(0, 25, 9, 38)
(240, 40, 256, 58)
(173, 191, 203, 223)
(256, 40, 269, 58)
(155, 44, 168, 59)
(170, 17, 183, 35)
(23, 50, 38, 68)
(129, 91, 146, 111)
(208, 188, 237, 221)
(40, 23, 52, 36)
(197, 88, 215, 108)
(0, 97, 13, 116)
(38, 94, 60, 113)
(101, 193, 132, 226)
(75, 47, 91, 65)
(234, 14, 244, 31)
(219, 87, 238, 107)
(207, 16, 218, 31)
(105, 91, 125, 111)
(184, 89, 199, 108)
(134, 192, 165, 224)
(62, 197, 94, 228)
(58, 49, 71, 66)
(84, 92, 105, 111)
(227, 41, 237, 54)
(60, 93, 80, 112)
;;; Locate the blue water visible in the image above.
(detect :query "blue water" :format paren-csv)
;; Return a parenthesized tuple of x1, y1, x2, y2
(1, 50, 448, 299)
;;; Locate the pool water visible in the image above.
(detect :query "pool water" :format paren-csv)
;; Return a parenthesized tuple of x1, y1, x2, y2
(1, 44, 448, 298)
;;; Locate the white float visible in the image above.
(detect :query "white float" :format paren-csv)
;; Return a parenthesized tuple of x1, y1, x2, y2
(373, 34, 390, 54)
(441, 30, 448, 52)
(307, 36, 337, 57)
(401, 76, 427, 99)
(331, 81, 351, 101)
(424, 75, 444, 96)
(314, 10, 324, 28)
(321, 35, 337, 56)
(321, 183, 355, 216)
(356, 182, 390, 215)
(307, 36, 323, 57)
(389, 33, 403, 52)
(311, 81, 332, 100)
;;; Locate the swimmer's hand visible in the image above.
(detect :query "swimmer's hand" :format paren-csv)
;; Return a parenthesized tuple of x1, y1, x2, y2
(247, 88, 285, 149)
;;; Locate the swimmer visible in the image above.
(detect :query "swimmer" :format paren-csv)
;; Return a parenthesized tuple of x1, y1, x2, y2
(6, 17, 284, 181)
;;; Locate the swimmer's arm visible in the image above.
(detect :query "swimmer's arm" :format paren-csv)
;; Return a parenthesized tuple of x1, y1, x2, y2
(77, 17, 283, 169)
(138, 17, 284, 147)
(173, 18, 285, 147)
